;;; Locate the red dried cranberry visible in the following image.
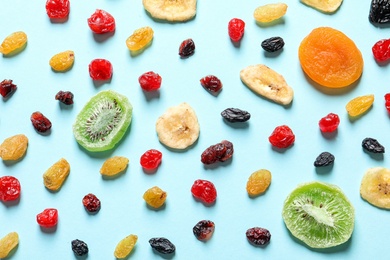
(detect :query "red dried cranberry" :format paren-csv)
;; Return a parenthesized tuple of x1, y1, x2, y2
(82, 193, 101, 213)
(55, 90, 74, 105)
(139, 71, 162, 91)
(179, 38, 195, 58)
(31, 112, 52, 133)
(385, 93, 390, 113)
(372, 38, 390, 62)
(37, 208, 58, 228)
(201, 140, 234, 164)
(318, 113, 340, 132)
(0, 79, 17, 98)
(268, 125, 295, 149)
(219, 140, 234, 162)
(246, 227, 271, 246)
(140, 149, 163, 170)
(200, 75, 222, 93)
(228, 18, 245, 42)
(193, 220, 215, 241)
(88, 59, 113, 80)
(45, 0, 70, 19)
(87, 9, 116, 34)
(0, 176, 21, 202)
(191, 179, 217, 204)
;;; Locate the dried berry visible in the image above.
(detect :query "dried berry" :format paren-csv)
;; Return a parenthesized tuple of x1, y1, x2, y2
(143, 186, 167, 209)
(200, 75, 222, 93)
(71, 239, 89, 256)
(0, 31, 27, 55)
(221, 108, 250, 123)
(36, 208, 58, 228)
(246, 227, 271, 246)
(82, 193, 101, 213)
(49, 50, 74, 72)
(246, 169, 272, 196)
(140, 149, 162, 170)
(179, 38, 195, 58)
(45, 0, 70, 19)
(268, 125, 295, 149)
(43, 158, 70, 191)
(346, 94, 374, 117)
(0, 232, 19, 259)
(0, 79, 17, 98)
(362, 138, 385, 153)
(55, 90, 74, 105)
(191, 179, 217, 204)
(228, 18, 245, 42)
(31, 111, 52, 133)
(139, 71, 162, 91)
(149, 237, 175, 254)
(318, 113, 340, 132)
(372, 38, 390, 62)
(87, 9, 115, 34)
(126, 26, 154, 52)
(201, 140, 234, 164)
(88, 59, 113, 80)
(261, 37, 285, 52)
(114, 234, 138, 258)
(0, 176, 21, 201)
(0, 134, 28, 161)
(193, 220, 215, 241)
(253, 3, 288, 23)
(385, 93, 390, 112)
(314, 152, 335, 167)
(369, 0, 390, 24)
(100, 156, 129, 177)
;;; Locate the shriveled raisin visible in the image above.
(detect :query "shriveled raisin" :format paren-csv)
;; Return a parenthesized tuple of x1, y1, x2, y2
(87, 9, 115, 34)
(369, 0, 390, 24)
(362, 137, 385, 153)
(246, 227, 271, 246)
(149, 237, 175, 254)
(100, 156, 129, 177)
(314, 152, 335, 167)
(71, 239, 89, 256)
(0, 79, 17, 98)
(82, 193, 101, 213)
(143, 186, 167, 209)
(179, 38, 195, 58)
(0, 232, 19, 259)
(31, 111, 52, 133)
(55, 91, 74, 105)
(261, 37, 285, 52)
(221, 108, 251, 123)
(126, 26, 154, 52)
(246, 169, 272, 196)
(200, 75, 222, 94)
(0, 176, 21, 201)
(36, 208, 58, 228)
(193, 220, 215, 241)
(0, 134, 28, 161)
(191, 179, 217, 204)
(43, 158, 70, 191)
(114, 234, 138, 258)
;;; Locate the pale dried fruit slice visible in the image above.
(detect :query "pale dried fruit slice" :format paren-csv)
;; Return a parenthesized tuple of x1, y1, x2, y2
(156, 102, 200, 150)
(142, 0, 197, 22)
(301, 0, 343, 13)
(246, 169, 272, 196)
(114, 234, 138, 259)
(43, 158, 70, 191)
(0, 134, 28, 161)
(49, 50, 75, 72)
(360, 167, 390, 209)
(100, 156, 129, 176)
(240, 64, 294, 105)
(253, 3, 288, 23)
(0, 232, 19, 259)
(346, 94, 374, 117)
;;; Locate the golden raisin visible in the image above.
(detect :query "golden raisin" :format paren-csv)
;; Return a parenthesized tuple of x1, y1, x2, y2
(0, 232, 19, 259)
(246, 169, 272, 196)
(126, 26, 154, 52)
(100, 156, 129, 177)
(114, 234, 138, 259)
(253, 3, 288, 23)
(0, 31, 28, 55)
(43, 158, 70, 191)
(346, 94, 374, 117)
(0, 134, 28, 161)
(49, 50, 75, 72)
(143, 186, 167, 209)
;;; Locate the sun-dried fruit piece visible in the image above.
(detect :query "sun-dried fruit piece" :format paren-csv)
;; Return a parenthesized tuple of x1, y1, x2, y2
(0, 176, 21, 201)
(246, 169, 272, 196)
(139, 71, 162, 91)
(140, 149, 162, 170)
(369, 0, 390, 24)
(142, 0, 197, 22)
(372, 38, 390, 62)
(362, 137, 385, 154)
(221, 108, 250, 123)
(228, 18, 245, 42)
(0, 79, 17, 98)
(201, 140, 234, 164)
(46, 0, 70, 19)
(360, 167, 390, 209)
(179, 38, 195, 58)
(191, 179, 217, 204)
(345, 94, 374, 117)
(55, 90, 74, 105)
(100, 156, 129, 176)
(193, 220, 215, 241)
(0, 232, 19, 259)
(31, 111, 52, 133)
(261, 37, 284, 52)
(385, 93, 390, 112)
(49, 50, 74, 72)
(149, 237, 175, 254)
(143, 186, 167, 209)
(87, 9, 115, 34)
(0, 31, 27, 55)
(318, 113, 340, 132)
(200, 75, 222, 94)
(314, 152, 335, 167)
(88, 59, 113, 80)
(114, 234, 138, 258)
(253, 3, 288, 23)
(126, 26, 154, 52)
(0, 134, 28, 161)
(37, 208, 58, 228)
(71, 239, 89, 256)
(82, 193, 101, 213)
(299, 27, 363, 88)
(268, 125, 295, 149)
(240, 64, 294, 106)
(300, 0, 343, 13)
(246, 227, 271, 246)
(43, 158, 70, 191)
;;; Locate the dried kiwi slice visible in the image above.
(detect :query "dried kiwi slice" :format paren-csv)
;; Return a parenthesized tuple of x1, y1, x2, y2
(282, 181, 354, 248)
(73, 90, 132, 152)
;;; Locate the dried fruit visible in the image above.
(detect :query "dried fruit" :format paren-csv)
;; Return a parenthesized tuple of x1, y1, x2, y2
(385, 93, 390, 112)
(114, 234, 138, 258)
(261, 37, 284, 52)
(193, 220, 215, 241)
(362, 137, 385, 154)
(246, 169, 272, 196)
(201, 140, 234, 164)
(240, 64, 294, 106)
(369, 0, 390, 24)
(45, 0, 70, 19)
(246, 227, 271, 246)
(30, 111, 52, 133)
(0, 134, 28, 161)
(345, 94, 374, 117)
(87, 9, 115, 34)
(179, 38, 195, 58)
(253, 3, 288, 23)
(200, 75, 222, 94)
(49, 50, 74, 72)
(55, 90, 74, 105)
(88, 59, 113, 81)
(0, 176, 21, 201)
(268, 125, 295, 149)
(149, 237, 175, 254)
(71, 239, 89, 256)
(142, 0, 197, 22)
(100, 156, 129, 176)
(73, 90, 133, 152)
(0, 232, 19, 259)
(191, 179, 217, 204)
(140, 149, 162, 170)
(43, 158, 70, 191)
(0, 31, 28, 55)
(143, 186, 167, 209)
(318, 113, 340, 132)
(372, 38, 390, 62)
(0, 79, 17, 98)
(299, 27, 363, 88)
(82, 193, 101, 213)
(139, 71, 162, 91)
(360, 167, 390, 209)
(228, 18, 245, 42)
(37, 208, 58, 228)
(221, 108, 250, 123)
(300, 0, 343, 13)
(126, 26, 154, 52)
(314, 152, 335, 167)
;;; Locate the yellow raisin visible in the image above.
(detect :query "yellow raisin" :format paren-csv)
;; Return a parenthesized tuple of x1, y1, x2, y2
(126, 26, 154, 52)
(49, 50, 75, 72)
(246, 169, 272, 196)
(100, 156, 129, 177)
(0, 31, 28, 55)
(253, 3, 288, 23)
(43, 158, 70, 191)
(114, 234, 138, 259)
(0, 232, 19, 259)
(0, 134, 28, 161)
(346, 94, 374, 117)
(143, 186, 167, 208)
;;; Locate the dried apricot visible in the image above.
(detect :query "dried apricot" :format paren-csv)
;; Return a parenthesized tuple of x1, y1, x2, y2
(246, 169, 272, 196)
(346, 94, 374, 117)
(49, 50, 74, 72)
(100, 156, 129, 177)
(0, 232, 19, 258)
(43, 158, 70, 191)
(114, 234, 138, 258)
(299, 27, 363, 88)
(143, 186, 167, 209)
(253, 3, 287, 23)
(0, 134, 28, 161)
(0, 31, 27, 55)
(126, 26, 154, 52)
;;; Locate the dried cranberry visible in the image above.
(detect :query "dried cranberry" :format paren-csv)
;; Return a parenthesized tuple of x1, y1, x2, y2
(318, 113, 340, 132)
(219, 140, 234, 162)
(191, 179, 217, 204)
(0, 176, 21, 202)
(246, 227, 271, 246)
(139, 71, 162, 91)
(201, 140, 234, 164)
(179, 38, 195, 58)
(140, 149, 162, 170)
(45, 0, 70, 19)
(200, 75, 222, 93)
(193, 220, 215, 241)
(228, 18, 245, 42)
(0, 79, 17, 98)
(88, 59, 113, 80)
(36, 208, 58, 228)
(31, 112, 52, 133)
(200, 147, 218, 165)
(82, 193, 101, 213)
(372, 38, 390, 62)
(55, 90, 74, 105)
(87, 9, 116, 34)
(268, 125, 295, 149)
(385, 93, 390, 113)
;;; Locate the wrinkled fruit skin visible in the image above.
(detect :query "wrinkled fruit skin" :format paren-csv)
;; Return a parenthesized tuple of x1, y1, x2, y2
(55, 90, 74, 105)
(139, 71, 162, 91)
(0, 232, 19, 259)
(82, 193, 101, 213)
(318, 113, 340, 132)
(261, 37, 285, 52)
(46, 0, 70, 19)
(246, 227, 271, 246)
(201, 140, 234, 164)
(0, 134, 28, 161)
(0, 79, 17, 98)
(372, 38, 390, 62)
(126, 26, 154, 52)
(221, 108, 250, 123)
(369, 0, 390, 24)
(149, 237, 175, 254)
(0, 176, 21, 201)
(228, 18, 245, 42)
(71, 239, 89, 256)
(36, 208, 58, 228)
(191, 179, 217, 204)
(385, 93, 390, 112)
(200, 75, 222, 93)
(362, 138, 385, 153)
(193, 220, 215, 241)
(143, 186, 167, 208)
(179, 38, 195, 58)
(314, 152, 335, 167)
(87, 9, 115, 34)
(268, 125, 295, 148)
(140, 149, 162, 170)
(88, 59, 113, 80)
(31, 111, 52, 133)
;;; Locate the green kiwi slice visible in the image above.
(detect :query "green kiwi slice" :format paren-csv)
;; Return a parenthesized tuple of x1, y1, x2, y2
(282, 181, 354, 249)
(73, 90, 133, 152)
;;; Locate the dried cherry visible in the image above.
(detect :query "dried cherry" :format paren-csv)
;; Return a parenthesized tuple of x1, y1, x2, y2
(246, 227, 271, 246)
(268, 125, 295, 149)
(179, 38, 195, 58)
(36, 208, 58, 228)
(200, 75, 222, 93)
(0, 176, 21, 201)
(87, 9, 115, 34)
(82, 193, 101, 213)
(88, 59, 113, 80)
(55, 90, 74, 105)
(45, 0, 70, 19)
(318, 113, 340, 132)
(138, 71, 162, 91)
(193, 220, 215, 241)
(191, 179, 217, 204)
(30, 112, 52, 133)
(0, 79, 17, 98)
(372, 38, 390, 62)
(228, 18, 245, 42)
(140, 149, 162, 170)
(385, 93, 390, 112)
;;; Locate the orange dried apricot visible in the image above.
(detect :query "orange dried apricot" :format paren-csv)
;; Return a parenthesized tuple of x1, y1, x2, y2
(298, 27, 363, 88)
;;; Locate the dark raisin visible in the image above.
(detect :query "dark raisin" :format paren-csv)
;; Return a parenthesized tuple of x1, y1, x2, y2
(179, 38, 195, 58)
(221, 108, 251, 123)
(0, 79, 17, 98)
(30, 111, 52, 133)
(369, 0, 390, 24)
(246, 227, 271, 246)
(71, 239, 89, 256)
(55, 90, 74, 105)
(193, 220, 215, 241)
(261, 36, 285, 52)
(362, 137, 385, 153)
(200, 75, 222, 93)
(314, 152, 335, 167)
(82, 193, 101, 213)
(149, 237, 176, 254)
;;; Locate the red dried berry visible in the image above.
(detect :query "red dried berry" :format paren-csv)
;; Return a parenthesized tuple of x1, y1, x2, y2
(0, 79, 17, 98)
(201, 140, 234, 165)
(87, 9, 116, 34)
(191, 179, 217, 204)
(372, 38, 390, 62)
(88, 59, 113, 80)
(268, 125, 295, 149)
(246, 227, 271, 246)
(193, 220, 215, 241)
(82, 193, 101, 213)
(139, 71, 162, 91)
(55, 90, 74, 105)
(179, 38, 195, 58)
(385, 93, 390, 113)
(31, 111, 52, 133)
(45, 0, 70, 19)
(140, 149, 162, 170)
(36, 208, 58, 228)
(200, 75, 222, 93)
(0, 176, 21, 202)
(318, 113, 340, 132)
(228, 18, 245, 42)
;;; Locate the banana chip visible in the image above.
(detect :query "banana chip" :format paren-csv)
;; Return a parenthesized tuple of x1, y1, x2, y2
(360, 167, 390, 209)
(301, 0, 343, 13)
(142, 0, 197, 22)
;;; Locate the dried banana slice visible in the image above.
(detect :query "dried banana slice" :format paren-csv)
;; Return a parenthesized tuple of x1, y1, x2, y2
(301, 0, 343, 13)
(360, 167, 390, 209)
(142, 0, 197, 22)
(156, 102, 200, 150)
(240, 64, 294, 106)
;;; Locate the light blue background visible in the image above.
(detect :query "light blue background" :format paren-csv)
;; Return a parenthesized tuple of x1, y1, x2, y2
(1, 0, 389, 259)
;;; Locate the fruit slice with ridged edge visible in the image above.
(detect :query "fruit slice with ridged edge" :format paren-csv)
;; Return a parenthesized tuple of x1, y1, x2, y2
(360, 167, 390, 209)
(282, 181, 354, 248)
(73, 90, 132, 152)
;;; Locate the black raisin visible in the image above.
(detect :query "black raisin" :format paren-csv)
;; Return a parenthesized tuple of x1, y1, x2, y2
(71, 239, 89, 256)
(261, 37, 285, 52)
(362, 137, 385, 153)
(149, 237, 175, 254)
(314, 152, 335, 167)
(369, 0, 390, 24)
(179, 38, 195, 58)
(246, 227, 271, 246)
(193, 220, 215, 241)
(221, 108, 251, 123)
